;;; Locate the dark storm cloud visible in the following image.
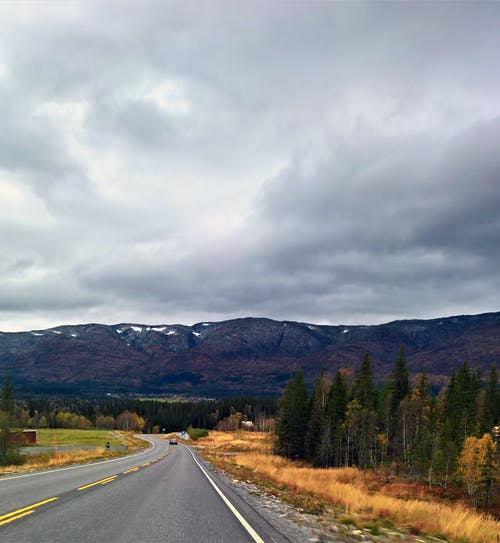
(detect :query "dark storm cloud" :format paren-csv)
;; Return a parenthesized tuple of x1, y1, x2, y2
(0, 2, 499, 331)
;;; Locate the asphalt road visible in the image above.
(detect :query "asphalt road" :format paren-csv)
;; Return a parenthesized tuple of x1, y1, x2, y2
(0, 436, 289, 543)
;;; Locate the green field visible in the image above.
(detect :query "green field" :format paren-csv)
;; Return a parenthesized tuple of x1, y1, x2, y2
(35, 429, 122, 447)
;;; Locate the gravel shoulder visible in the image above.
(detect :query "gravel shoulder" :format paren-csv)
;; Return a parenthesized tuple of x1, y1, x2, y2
(194, 446, 448, 543)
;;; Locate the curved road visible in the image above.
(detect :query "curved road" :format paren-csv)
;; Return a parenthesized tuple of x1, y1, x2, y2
(0, 436, 288, 542)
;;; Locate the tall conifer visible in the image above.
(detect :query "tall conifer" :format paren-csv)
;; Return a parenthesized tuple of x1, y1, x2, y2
(305, 371, 329, 465)
(275, 370, 308, 460)
(391, 345, 411, 413)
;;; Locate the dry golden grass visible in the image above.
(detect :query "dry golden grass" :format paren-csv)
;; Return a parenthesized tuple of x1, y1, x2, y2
(198, 431, 500, 543)
(0, 431, 148, 476)
(114, 431, 150, 450)
(197, 430, 273, 452)
(0, 448, 122, 475)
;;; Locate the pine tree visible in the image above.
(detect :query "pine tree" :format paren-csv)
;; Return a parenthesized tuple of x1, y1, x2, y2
(0, 377, 16, 464)
(377, 379, 393, 465)
(305, 371, 329, 465)
(0, 377, 15, 414)
(352, 354, 377, 411)
(347, 356, 378, 469)
(328, 371, 348, 426)
(275, 370, 309, 460)
(391, 345, 411, 413)
(444, 362, 481, 446)
(481, 365, 499, 434)
(409, 370, 432, 477)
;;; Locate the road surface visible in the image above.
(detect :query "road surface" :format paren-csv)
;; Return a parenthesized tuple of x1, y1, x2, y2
(0, 436, 289, 542)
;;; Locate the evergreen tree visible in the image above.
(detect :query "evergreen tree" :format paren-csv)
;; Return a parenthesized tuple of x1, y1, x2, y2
(444, 362, 481, 446)
(377, 378, 393, 465)
(481, 365, 499, 434)
(409, 370, 432, 477)
(391, 345, 411, 413)
(346, 356, 378, 469)
(352, 354, 377, 411)
(275, 370, 309, 460)
(305, 371, 329, 465)
(0, 377, 16, 465)
(0, 377, 15, 414)
(329, 370, 348, 466)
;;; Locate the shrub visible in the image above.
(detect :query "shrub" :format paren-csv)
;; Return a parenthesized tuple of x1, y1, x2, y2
(0, 447, 26, 466)
(187, 427, 209, 440)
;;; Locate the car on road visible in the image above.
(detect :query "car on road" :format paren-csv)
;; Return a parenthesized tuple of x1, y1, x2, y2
(169, 437, 178, 445)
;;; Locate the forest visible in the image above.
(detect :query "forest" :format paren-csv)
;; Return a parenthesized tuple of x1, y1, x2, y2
(0, 383, 277, 435)
(275, 348, 499, 508)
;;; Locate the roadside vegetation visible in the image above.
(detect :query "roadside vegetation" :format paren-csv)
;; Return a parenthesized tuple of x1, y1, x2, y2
(275, 353, 499, 512)
(198, 430, 499, 543)
(186, 426, 209, 440)
(196, 350, 498, 543)
(0, 431, 148, 475)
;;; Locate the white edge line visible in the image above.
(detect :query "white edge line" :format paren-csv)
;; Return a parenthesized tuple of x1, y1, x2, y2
(0, 436, 158, 482)
(187, 447, 265, 543)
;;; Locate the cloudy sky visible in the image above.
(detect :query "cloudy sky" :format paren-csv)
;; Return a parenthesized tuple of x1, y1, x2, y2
(1, 2, 499, 332)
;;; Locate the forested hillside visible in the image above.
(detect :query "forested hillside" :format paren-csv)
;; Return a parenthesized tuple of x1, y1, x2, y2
(1, 311, 500, 396)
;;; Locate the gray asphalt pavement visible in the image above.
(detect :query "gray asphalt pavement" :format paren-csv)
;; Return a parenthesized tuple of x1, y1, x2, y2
(0, 437, 288, 543)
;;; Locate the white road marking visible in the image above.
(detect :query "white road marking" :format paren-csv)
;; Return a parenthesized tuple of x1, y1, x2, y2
(187, 447, 265, 543)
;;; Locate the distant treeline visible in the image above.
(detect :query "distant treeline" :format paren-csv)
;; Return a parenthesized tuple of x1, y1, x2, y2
(11, 395, 278, 434)
(275, 349, 499, 507)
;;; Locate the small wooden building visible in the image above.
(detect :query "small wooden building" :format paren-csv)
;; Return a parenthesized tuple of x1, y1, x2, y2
(6, 430, 37, 446)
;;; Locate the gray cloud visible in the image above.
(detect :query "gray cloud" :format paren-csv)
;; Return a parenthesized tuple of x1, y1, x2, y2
(0, 2, 499, 331)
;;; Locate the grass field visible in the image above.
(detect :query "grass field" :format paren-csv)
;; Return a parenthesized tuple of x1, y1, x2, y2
(34, 428, 122, 447)
(197, 431, 500, 543)
(0, 431, 148, 476)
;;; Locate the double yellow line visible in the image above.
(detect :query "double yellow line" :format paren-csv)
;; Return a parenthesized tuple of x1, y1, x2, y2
(77, 475, 117, 491)
(0, 497, 59, 527)
(1, 448, 173, 528)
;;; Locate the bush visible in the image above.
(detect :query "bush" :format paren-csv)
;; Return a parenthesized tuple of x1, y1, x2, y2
(0, 447, 26, 466)
(187, 427, 208, 441)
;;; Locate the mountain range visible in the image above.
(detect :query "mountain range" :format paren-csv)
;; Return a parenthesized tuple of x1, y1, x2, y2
(1, 311, 499, 396)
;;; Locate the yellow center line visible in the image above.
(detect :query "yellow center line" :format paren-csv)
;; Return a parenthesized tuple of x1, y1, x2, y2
(76, 475, 117, 491)
(0, 509, 36, 527)
(141, 462, 151, 467)
(123, 467, 139, 474)
(0, 497, 59, 523)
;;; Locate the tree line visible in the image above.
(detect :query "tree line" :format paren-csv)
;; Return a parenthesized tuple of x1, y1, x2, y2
(1, 385, 277, 434)
(275, 349, 499, 507)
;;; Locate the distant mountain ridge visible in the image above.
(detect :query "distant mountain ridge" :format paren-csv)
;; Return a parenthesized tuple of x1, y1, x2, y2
(1, 312, 499, 396)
